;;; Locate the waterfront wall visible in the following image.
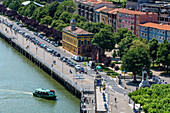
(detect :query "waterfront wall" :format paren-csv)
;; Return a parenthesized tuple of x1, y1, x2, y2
(0, 32, 81, 99)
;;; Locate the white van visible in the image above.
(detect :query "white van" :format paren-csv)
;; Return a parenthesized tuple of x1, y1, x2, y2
(71, 55, 84, 62)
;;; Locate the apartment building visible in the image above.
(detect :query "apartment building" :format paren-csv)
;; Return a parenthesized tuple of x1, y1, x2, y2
(117, 9, 158, 37)
(77, 0, 114, 22)
(139, 22, 170, 43)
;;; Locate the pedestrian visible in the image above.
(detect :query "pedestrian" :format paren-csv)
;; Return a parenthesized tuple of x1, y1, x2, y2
(92, 99, 93, 104)
(115, 97, 117, 103)
(70, 69, 72, 74)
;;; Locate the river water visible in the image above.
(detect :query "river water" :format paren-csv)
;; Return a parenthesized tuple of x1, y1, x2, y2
(0, 38, 80, 113)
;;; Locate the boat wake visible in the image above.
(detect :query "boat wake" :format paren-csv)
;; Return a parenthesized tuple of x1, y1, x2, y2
(0, 89, 32, 95)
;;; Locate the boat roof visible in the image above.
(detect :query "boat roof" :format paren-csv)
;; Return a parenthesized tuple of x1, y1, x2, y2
(35, 88, 53, 92)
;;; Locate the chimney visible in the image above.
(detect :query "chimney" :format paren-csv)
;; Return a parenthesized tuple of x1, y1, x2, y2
(146, 12, 148, 15)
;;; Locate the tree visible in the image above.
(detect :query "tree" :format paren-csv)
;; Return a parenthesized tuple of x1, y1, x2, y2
(121, 47, 151, 81)
(55, 23, 69, 31)
(71, 14, 87, 23)
(51, 20, 65, 28)
(130, 39, 149, 51)
(148, 38, 159, 67)
(58, 11, 72, 23)
(40, 16, 53, 25)
(92, 28, 116, 51)
(32, 7, 47, 22)
(3, 0, 12, 7)
(57, 1, 76, 13)
(115, 28, 128, 43)
(103, 57, 111, 67)
(118, 32, 137, 58)
(46, 1, 59, 17)
(110, 62, 115, 68)
(112, 50, 117, 58)
(9, 1, 21, 10)
(25, 3, 37, 17)
(115, 66, 119, 71)
(156, 40, 170, 73)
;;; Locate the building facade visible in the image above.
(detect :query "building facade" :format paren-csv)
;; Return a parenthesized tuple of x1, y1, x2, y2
(117, 9, 158, 37)
(62, 19, 94, 55)
(139, 22, 170, 43)
(77, 0, 114, 22)
(140, 1, 170, 24)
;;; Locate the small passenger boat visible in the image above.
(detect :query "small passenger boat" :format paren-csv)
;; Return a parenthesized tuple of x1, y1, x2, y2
(33, 88, 57, 100)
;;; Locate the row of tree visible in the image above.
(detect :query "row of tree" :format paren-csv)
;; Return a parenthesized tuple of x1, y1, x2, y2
(0, 4, 62, 41)
(128, 84, 170, 113)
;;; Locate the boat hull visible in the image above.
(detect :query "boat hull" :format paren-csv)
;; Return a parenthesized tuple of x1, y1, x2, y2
(33, 93, 56, 100)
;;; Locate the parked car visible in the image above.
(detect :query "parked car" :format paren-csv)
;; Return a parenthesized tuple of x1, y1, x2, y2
(54, 53, 60, 57)
(54, 43, 59, 47)
(66, 60, 71, 65)
(34, 32, 38, 36)
(69, 62, 75, 67)
(58, 56, 64, 61)
(71, 55, 84, 62)
(75, 65, 84, 73)
(46, 48, 54, 53)
(62, 57, 68, 62)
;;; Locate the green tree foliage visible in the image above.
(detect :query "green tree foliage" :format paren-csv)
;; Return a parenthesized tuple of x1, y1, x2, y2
(9, 1, 21, 10)
(46, 1, 59, 17)
(54, 23, 69, 31)
(58, 11, 72, 23)
(3, 0, 12, 7)
(53, 10, 62, 20)
(57, 1, 76, 13)
(112, 50, 117, 58)
(71, 14, 87, 23)
(31, 6, 47, 22)
(51, 20, 65, 28)
(156, 40, 170, 73)
(148, 38, 159, 67)
(25, 3, 37, 17)
(129, 84, 170, 113)
(114, 28, 128, 43)
(118, 32, 137, 58)
(130, 39, 149, 51)
(121, 47, 151, 81)
(92, 28, 116, 51)
(40, 16, 53, 25)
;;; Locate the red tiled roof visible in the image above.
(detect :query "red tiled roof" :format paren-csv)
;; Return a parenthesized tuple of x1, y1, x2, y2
(118, 9, 153, 15)
(95, 6, 108, 12)
(139, 22, 170, 31)
(77, 0, 112, 6)
(63, 26, 93, 35)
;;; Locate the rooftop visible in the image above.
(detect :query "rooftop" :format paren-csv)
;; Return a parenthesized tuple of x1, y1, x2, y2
(118, 9, 153, 15)
(77, 0, 113, 6)
(63, 26, 93, 36)
(139, 22, 170, 31)
(95, 6, 108, 12)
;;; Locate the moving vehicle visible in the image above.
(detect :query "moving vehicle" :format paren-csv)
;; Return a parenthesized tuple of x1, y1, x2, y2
(33, 88, 57, 100)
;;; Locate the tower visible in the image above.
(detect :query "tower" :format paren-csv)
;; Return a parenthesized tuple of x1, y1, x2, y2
(70, 19, 76, 31)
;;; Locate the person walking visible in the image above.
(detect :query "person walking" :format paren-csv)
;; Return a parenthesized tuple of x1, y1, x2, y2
(115, 97, 117, 103)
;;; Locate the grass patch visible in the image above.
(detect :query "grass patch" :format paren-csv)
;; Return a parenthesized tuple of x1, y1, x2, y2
(99, 64, 120, 78)
(128, 73, 132, 76)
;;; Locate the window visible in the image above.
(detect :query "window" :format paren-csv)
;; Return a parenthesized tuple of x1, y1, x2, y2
(153, 29, 155, 33)
(145, 28, 147, 31)
(162, 37, 164, 40)
(125, 20, 127, 23)
(122, 25, 124, 27)
(145, 33, 147, 37)
(168, 38, 169, 41)
(81, 41, 84, 45)
(150, 28, 152, 32)
(129, 15, 131, 18)
(128, 26, 130, 29)
(149, 34, 151, 37)
(118, 13, 122, 17)
(136, 21, 138, 24)
(137, 16, 138, 19)
(129, 20, 131, 24)
(126, 14, 127, 17)
(131, 15, 134, 19)
(123, 14, 124, 17)
(159, 36, 161, 39)
(125, 25, 127, 28)
(122, 19, 124, 22)
(141, 32, 144, 36)
(162, 31, 164, 34)
(153, 34, 155, 38)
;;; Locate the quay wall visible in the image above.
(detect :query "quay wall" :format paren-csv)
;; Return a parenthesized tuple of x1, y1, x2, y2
(0, 32, 81, 99)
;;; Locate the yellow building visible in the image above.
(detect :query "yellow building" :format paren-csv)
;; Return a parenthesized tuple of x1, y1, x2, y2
(62, 19, 94, 55)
